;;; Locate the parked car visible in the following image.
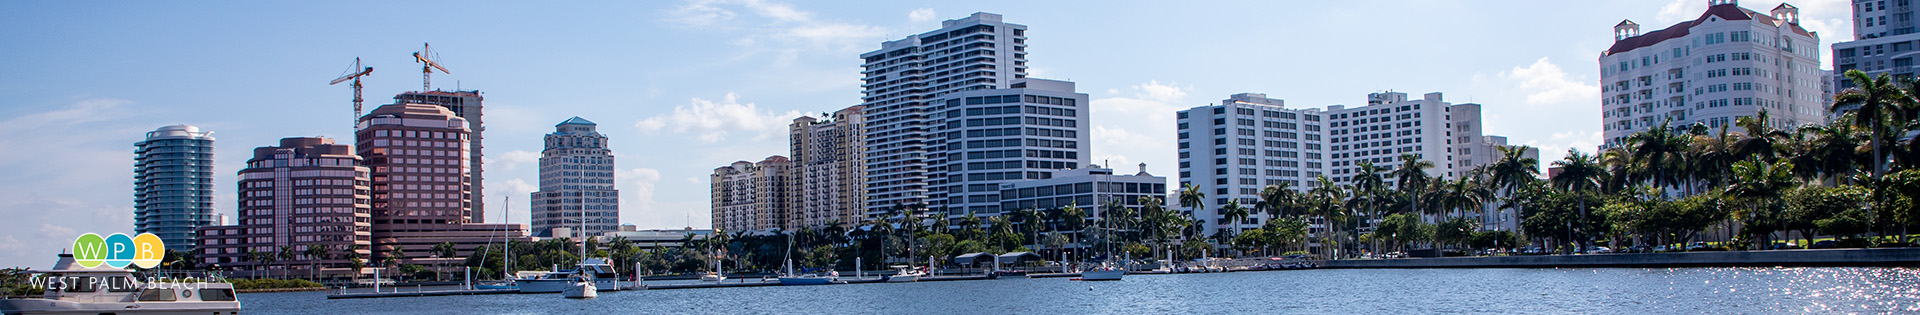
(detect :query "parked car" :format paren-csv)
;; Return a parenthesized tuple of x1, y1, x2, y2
(1586, 246, 1613, 254)
(1771, 242, 1801, 250)
(1685, 242, 1715, 251)
(1810, 240, 1836, 249)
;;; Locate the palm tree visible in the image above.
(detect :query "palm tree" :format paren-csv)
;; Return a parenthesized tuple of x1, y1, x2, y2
(276, 245, 296, 279)
(1390, 154, 1435, 220)
(1628, 120, 1689, 196)
(1218, 200, 1249, 256)
(1349, 162, 1386, 256)
(1727, 158, 1798, 249)
(1835, 70, 1907, 182)
(1058, 203, 1088, 261)
(304, 245, 330, 280)
(1308, 176, 1348, 259)
(383, 247, 406, 280)
(1551, 149, 1606, 251)
(431, 242, 457, 281)
(1179, 183, 1208, 220)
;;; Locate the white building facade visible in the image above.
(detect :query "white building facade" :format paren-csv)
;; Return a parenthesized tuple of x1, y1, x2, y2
(860, 12, 1030, 216)
(931, 79, 1091, 217)
(1601, 0, 1825, 148)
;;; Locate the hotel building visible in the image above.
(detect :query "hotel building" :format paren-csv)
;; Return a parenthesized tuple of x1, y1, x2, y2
(357, 102, 524, 268)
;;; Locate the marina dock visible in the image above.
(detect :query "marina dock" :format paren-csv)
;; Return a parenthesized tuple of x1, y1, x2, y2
(326, 288, 520, 299)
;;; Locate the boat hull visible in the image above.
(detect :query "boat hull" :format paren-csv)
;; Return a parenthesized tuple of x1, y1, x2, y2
(1082, 270, 1125, 281)
(885, 275, 919, 282)
(562, 283, 597, 299)
(778, 277, 836, 285)
(0, 299, 241, 315)
(519, 278, 622, 293)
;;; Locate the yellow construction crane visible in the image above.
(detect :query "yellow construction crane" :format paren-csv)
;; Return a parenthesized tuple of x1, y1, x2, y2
(414, 43, 450, 91)
(329, 57, 374, 122)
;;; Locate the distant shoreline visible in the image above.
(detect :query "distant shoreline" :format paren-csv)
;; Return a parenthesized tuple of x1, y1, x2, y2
(1319, 248, 1920, 269)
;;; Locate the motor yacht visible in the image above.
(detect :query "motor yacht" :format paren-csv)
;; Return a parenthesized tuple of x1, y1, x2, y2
(0, 254, 242, 315)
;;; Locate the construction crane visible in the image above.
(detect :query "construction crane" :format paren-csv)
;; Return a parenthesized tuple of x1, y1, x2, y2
(329, 57, 374, 123)
(414, 43, 450, 91)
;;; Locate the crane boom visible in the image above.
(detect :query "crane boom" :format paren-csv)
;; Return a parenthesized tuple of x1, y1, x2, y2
(415, 43, 450, 91)
(330, 57, 373, 126)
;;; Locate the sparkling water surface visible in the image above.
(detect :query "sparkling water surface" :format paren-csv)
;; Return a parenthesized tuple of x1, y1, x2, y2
(241, 267, 1920, 314)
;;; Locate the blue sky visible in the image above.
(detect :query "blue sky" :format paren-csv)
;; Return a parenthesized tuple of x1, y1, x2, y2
(0, 0, 1852, 268)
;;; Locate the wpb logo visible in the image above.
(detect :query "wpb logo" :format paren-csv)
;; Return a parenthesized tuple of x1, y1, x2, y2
(71, 233, 164, 269)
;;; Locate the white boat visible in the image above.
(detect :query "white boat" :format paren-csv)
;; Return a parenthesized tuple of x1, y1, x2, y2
(561, 275, 597, 299)
(777, 274, 837, 286)
(518, 259, 623, 293)
(1081, 264, 1125, 281)
(885, 266, 923, 283)
(699, 272, 726, 283)
(0, 254, 242, 315)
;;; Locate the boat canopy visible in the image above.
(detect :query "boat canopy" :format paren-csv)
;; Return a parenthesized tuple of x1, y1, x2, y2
(995, 252, 1042, 264)
(954, 252, 995, 265)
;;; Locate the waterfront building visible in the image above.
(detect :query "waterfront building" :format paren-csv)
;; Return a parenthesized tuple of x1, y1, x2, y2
(711, 156, 791, 232)
(930, 79, 1091, 218)
(393, 90, 488, 220)
(995, 165, 1167, 245)
(788, 106, 866, 229)
(1602, 0, 1824, 148)
(530, 117, 619, 238)
(592, 226, 713, 251)
(194, 137, 370, 277)
(357, 102, 524, 269)
(135, 124, 217, 251)
(861, 12, 1030, 215)
(1179, 91, 1517, 250)
(1176, 93, 1328, 237)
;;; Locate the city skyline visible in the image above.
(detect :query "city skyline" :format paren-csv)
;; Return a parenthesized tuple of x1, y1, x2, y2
(0, 0, 1856, 268)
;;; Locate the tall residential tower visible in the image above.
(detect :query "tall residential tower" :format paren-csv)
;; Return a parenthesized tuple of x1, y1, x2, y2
(195, 137, 370, 276)
(135, 124, 216, 251)
(860, 12, 1030, 216)
(788, 106, 867, 229)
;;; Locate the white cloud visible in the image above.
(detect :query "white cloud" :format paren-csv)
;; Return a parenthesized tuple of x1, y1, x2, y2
(492, 150, 541, 171)
(908, 8, 937, 23)
(1088, 80, 1192, 192)
(666, 0, 888, 54)
(619, 168, 663, 225)
(1501, 57, 1600, 106)
(1524, 130, 1606, 165)
(1655, 0, 1706, 24)
(634, 93, 802, 143)
(0, 235, 21, 251)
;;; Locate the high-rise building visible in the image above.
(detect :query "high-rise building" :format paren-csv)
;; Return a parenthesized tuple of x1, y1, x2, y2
(788, 106, 866, 229)
(393, 90, 487, 221)
(357, 102, 524, 268)
(1178, 91, 1512, 241)
(861, 12, 1029, 215)
(1602, 0, 1824, 149)
(711, 156, 791, 232)
(1324, 92, 1474, 184)
(531, 117, 619, 238)
(1832, 0, 1912, 93)
(194, 137, 370, 276)
(135, 124, 216, 251)
(929, 79, 1091, 217)
(1176, 94, 1328, 235)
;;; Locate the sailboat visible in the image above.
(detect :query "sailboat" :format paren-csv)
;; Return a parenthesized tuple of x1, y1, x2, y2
(778, 233, 838, 285)
(478, 196, 518, 290)
(1080, 197, 1125, 281)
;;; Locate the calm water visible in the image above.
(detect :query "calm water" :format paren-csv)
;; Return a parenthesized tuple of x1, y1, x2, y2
(243, 267, 1920, 314)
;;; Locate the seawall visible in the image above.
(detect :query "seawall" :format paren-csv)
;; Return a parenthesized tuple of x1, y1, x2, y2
(1321, 248, 1920, 269)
